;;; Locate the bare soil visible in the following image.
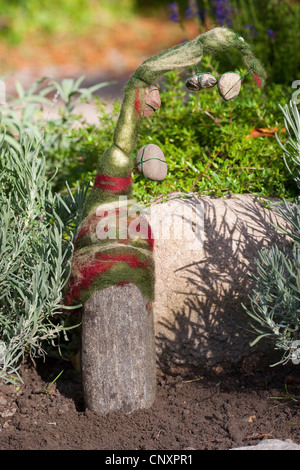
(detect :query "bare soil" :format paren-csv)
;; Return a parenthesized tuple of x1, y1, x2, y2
(0, 356, 300, 451)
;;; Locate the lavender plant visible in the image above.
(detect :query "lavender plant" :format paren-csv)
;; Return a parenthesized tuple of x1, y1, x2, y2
(0, 75, 112, 383)
(276, 100, 300, 191)
(167, 0, 300, 85)
(0, 133, 88, 384)
(213, 0, 233, 26)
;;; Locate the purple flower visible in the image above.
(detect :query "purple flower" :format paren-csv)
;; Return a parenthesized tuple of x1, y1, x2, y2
(168, 2, 180, 23)
(213, 0, 233, 26)
(186, 0, 198, 19)
(185, 0, 206, 24)
(243, 23, 258, 38)
(267, 29, 277, 41)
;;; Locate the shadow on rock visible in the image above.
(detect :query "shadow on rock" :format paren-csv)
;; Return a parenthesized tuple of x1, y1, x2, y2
(153, 195, 291, 373)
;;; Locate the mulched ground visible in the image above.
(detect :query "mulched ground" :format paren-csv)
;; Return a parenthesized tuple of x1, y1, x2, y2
(0, 356, 299, 451)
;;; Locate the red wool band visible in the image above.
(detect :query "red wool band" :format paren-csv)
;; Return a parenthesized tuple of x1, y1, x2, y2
(75, 209, 155, 251)
(66, 252, 150, 303)
(94, 173, 132, 193)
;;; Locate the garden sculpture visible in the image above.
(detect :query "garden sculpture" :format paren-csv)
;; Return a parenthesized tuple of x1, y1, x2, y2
(65, 26, 266, 415)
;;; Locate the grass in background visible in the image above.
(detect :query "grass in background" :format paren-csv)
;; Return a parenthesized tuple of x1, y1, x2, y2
(0, 0, 136, 43)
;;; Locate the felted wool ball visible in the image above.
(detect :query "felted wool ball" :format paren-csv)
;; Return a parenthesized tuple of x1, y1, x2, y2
(143, 85, 161, 118)
(185, 73, 217, 91)
(136, 144, 167, 181)
(218, 72, 241, 101)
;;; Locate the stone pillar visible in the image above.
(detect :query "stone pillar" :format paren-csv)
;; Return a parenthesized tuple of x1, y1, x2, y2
(81, 283, 156, 415)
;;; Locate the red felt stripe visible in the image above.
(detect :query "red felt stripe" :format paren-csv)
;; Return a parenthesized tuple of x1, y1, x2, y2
(65, 259, 115, 304)
(135, 87, 141, 115)
(94, 173, 132, 193)
(66, 252, 150, 303)
(254, 74, 261, 88)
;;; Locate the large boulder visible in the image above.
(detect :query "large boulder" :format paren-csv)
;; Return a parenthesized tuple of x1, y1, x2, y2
(144, 194, 291, 371)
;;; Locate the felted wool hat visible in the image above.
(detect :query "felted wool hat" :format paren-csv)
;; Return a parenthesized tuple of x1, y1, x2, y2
(65, 27, 266, 307)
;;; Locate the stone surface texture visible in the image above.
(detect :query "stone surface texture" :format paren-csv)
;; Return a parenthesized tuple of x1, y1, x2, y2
(231, 439, 300, 450)
(81, 284, 156, 415)
(136, 143, 168, 181)
(143, 85, 161, 118)
(185, 72, 217, 90)
(218, 72, 241, 101)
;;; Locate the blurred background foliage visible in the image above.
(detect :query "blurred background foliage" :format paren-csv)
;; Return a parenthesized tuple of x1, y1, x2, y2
(0, 0, 135, 41)
(0, 0, 298, 84)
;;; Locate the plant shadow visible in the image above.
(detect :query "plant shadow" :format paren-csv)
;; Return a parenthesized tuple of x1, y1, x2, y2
(154, 195, 291, 374)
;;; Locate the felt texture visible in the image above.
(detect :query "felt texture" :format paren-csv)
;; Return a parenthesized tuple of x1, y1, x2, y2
(65, 26, 267, 307)
(66, 200, 155, 305)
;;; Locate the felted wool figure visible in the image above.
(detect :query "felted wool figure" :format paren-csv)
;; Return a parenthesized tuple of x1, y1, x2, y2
(65, 26, 266, 308)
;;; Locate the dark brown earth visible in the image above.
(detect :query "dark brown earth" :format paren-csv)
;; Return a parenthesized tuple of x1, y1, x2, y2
(0, 355, 300, 451)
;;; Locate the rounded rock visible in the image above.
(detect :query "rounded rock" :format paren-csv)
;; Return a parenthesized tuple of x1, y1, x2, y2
(218, 72, 241, 101)
(185, 73, 217, 91)
(136, 144, 167, 181)
(144, 86, 161, 118)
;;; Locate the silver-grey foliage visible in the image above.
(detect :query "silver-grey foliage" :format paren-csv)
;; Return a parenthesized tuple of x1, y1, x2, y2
(0, 76, 109, 383)
(0, 134, 88, 385)
(245, 99, 300, 365)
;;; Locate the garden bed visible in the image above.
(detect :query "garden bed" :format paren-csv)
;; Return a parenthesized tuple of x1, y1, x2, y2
(1, 2, 300, 453)
(0, 356, 299, 451)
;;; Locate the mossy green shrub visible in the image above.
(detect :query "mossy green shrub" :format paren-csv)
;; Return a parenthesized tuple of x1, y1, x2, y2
(39, 69, 295, 205)
(132, 68, 294, 204)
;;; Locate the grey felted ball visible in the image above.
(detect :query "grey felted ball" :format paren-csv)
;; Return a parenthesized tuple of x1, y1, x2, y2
(217, 72, 241, 101)
(136, 144, 167, 181)
(143, 86, 161, 118)
(185, 73, 217, 91)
